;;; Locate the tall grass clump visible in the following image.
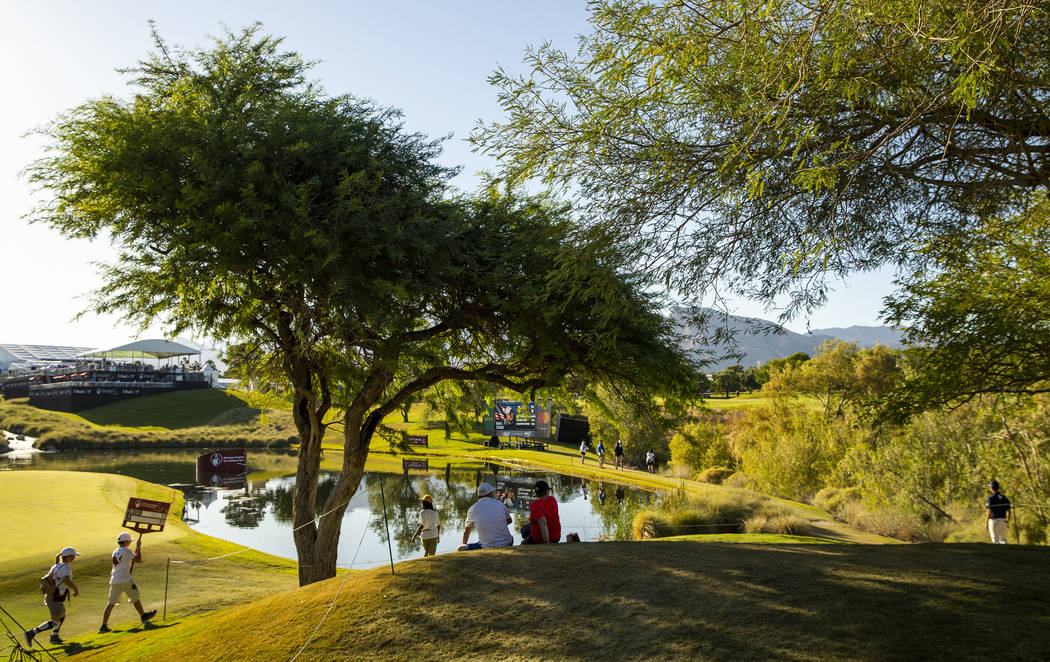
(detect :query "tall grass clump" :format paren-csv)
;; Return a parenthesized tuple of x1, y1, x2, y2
(632, 488, 802, 539)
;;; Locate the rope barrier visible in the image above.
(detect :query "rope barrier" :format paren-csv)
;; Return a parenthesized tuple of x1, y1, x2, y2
(288, 513, 373, 662)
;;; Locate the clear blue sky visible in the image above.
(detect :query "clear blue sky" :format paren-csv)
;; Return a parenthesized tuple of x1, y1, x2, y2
(0, 0, 894, 349)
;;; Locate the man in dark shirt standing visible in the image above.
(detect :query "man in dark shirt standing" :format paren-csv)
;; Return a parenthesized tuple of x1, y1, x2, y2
(986, 479, 1011, 544)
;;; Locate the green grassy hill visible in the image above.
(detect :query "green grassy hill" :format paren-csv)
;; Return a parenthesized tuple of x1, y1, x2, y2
(65, 540, 1050, 661)
(0, 471, 297, 650)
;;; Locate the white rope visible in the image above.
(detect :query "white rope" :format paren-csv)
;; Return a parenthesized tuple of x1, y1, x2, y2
(288, 514, 372, 662)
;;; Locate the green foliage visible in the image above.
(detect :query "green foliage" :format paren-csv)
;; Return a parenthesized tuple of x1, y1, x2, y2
(25, 24, 703, 583)
(763, 340, 901, 416)
(474, 0, 1050, 312)
(729, 400, 858, 501)
(744, 514, 811, 536)
(669, 415, 733, 472)
(693, 467, 734, 485)
(881, 203, 1050, 420)
(580, 384, 687, 466)
(711, 364, 744, 397)
(632, 489, 804, 540)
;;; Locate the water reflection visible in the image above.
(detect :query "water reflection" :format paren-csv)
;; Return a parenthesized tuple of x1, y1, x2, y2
(2, 449, 655, 567)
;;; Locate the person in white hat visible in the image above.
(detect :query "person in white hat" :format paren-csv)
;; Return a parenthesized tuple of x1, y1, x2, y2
(457, 482, 514, 551)
(25, 546, 80, 646)
(98, 532, 156, 633)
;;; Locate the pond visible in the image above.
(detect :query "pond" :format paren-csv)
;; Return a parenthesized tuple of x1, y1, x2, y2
(0, 448, 655, 569)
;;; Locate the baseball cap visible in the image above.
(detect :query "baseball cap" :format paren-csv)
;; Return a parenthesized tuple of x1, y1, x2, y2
(420, 494, 433, 504)
(534, 480, 550, 493)
(117, 532, 133, 542)
(989, 479, 1000, 489)
(59, 547, 80, 558)
(477, 482, 496, 497)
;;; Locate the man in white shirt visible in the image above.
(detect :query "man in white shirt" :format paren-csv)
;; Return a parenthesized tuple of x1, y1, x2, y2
(98, 532, 156, 633)
(458, 482, 514, 551)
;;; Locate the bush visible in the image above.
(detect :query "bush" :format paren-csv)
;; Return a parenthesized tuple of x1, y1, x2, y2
(632, 511, 669, 540)
(694, 466, 734, 485)
(723, 472, 754, 490)
(745, 514, 811, 535)
(812, 486, 863, 517)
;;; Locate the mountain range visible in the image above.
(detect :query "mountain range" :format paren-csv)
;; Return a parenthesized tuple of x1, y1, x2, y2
(670, 309, 905, 372)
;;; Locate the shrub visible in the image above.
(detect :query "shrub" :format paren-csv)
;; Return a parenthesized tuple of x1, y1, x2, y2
(745, 514, 811, 535)
(723, 472, 754, 490)
(632, 511, 670, 540)
(812, 486, 863, 517)
(694, 466, 734, 485)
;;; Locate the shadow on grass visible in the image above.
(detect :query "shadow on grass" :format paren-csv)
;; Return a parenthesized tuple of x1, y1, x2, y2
(332, 542, 1050, 661)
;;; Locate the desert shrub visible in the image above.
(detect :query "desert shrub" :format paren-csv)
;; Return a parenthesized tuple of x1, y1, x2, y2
(744, 514, 811, 535)
(723, 471, 754, 490)
(632, 511, 670, 540)
(694, 466, 734, 485)
(812, 486, 863, 517)
(634, 489, 800, 539)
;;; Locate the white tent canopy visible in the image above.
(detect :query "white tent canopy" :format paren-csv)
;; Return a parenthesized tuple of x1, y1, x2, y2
(78, 339, 201, 360)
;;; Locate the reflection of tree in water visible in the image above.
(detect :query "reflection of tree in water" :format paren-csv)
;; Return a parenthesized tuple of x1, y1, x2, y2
(364, 472, 479, 557)
(266, 473, 343, 524)
(585, 479, 656, 540)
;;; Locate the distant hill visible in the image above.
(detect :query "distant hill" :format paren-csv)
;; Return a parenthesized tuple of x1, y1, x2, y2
(670, 309, 904, 371)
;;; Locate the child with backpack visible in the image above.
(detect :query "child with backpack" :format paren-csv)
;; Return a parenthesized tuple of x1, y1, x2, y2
(25, 547, 81, 646)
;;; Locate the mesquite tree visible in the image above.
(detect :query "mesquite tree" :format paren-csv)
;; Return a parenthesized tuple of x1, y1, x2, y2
(27, 25, 700, 584)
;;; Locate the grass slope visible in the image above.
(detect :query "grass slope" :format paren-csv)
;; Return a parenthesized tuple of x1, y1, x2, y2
(69, 541, 1050, 661)
(0, 471, 297, 653)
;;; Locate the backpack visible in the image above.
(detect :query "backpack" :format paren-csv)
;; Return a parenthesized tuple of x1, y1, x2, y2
(39, 572, 56, 596)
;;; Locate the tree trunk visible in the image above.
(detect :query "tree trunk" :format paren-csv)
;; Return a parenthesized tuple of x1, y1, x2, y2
(288, 366, 331, 586)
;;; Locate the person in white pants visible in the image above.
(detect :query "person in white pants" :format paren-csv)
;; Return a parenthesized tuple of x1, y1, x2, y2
(986, 479, 1011, 544)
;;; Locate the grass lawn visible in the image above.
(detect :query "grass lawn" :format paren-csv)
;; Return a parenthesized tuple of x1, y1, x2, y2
(63, 540, 1050, 661)
(702, 393, 823, 411)
(0, 471, 298, 655)
(72, 390, 259, 430)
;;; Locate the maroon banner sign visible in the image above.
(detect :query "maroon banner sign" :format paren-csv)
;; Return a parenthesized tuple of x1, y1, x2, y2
(122, 498, 171, 534)
(402, 458, 429, 471)
(405, 434, 428, 447)
(196, 449, 247, 474)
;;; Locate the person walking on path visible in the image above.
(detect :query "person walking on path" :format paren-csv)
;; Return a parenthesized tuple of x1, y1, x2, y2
(25, 547, 80, 646)
(986, 479, 1011, 544)
(614, 439, 624, 470)
(98, 532, 156, 633)
(458, 482, 514, 551)
(411, 494, 441, 557)
(521, 480, 561, 545)
(596, 439, 606, 469)
(646, 448, 656, 474)
(580, 436, 590, 464)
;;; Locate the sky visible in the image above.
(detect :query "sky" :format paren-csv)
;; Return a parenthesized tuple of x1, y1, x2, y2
(0, 0, 895, 351)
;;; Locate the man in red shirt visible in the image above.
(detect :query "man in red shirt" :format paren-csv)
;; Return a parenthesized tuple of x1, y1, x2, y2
(521, 480, 561, 544)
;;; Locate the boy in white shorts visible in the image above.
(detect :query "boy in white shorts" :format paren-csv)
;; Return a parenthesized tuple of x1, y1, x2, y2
(98, 532, 156, 633)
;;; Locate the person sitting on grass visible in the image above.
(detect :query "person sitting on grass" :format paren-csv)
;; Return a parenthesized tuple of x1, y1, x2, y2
(25, 546, 80, 647)
(520, 480, 561, 545)
(458, 482, 514, 551)
(98, 532, 156, 633)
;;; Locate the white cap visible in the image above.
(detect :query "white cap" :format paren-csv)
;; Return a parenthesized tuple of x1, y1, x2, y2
(117, 532, 133, 542)
(59, 547, 80, 558)
(477, 482, 496, 497)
